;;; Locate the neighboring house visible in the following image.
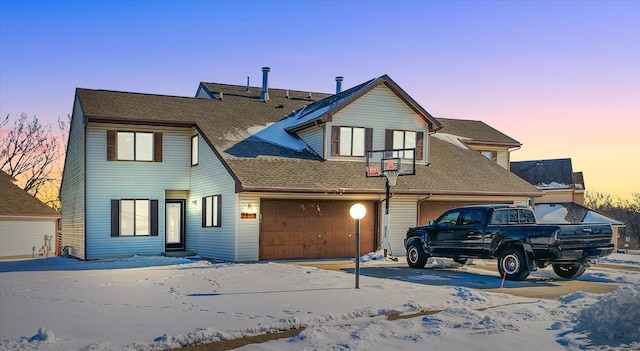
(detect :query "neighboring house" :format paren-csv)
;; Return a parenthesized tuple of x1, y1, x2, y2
(60, 70, 540, 261)
(511, 158, 626, 250)
(0, 171, 60, 259)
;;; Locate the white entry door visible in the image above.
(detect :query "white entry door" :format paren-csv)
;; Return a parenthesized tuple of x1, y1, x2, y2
(165, 201, 184, 250)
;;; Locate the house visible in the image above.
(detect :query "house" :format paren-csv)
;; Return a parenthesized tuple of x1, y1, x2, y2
(511, 158, 626, 249)
(0, 171, 60, 259)
(60, 70, 541, 261)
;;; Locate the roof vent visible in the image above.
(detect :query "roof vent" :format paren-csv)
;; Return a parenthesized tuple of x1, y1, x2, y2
(285, 90, 289, 99)
(246, 76, 250, 93)
(308, 92, 312, 99)
(336, 76, 343, 93)
(219, 92, 223, 101)
(260, 67, 270, 102)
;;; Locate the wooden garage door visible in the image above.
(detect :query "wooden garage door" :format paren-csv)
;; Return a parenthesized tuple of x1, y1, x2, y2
(260, 200, 376, 260)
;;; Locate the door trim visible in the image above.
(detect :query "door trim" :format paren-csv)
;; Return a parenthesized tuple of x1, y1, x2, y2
(165, 199, 186, 251)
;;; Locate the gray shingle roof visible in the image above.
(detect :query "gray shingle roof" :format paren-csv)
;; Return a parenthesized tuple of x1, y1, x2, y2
(436, 118, 520, 146)
(510, 158, 574, 187)
(76, 76, 540, 197)
(0, 172, 60, 216)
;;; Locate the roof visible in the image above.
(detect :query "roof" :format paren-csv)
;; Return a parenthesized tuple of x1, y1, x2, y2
(510, 158, 575, 187)
(0, 171, 60, 217)
(435, 118, 521, 147)
(75, 76, 540, 197)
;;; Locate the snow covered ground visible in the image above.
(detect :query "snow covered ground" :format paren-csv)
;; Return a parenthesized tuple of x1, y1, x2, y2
(0, 253, 639, 351)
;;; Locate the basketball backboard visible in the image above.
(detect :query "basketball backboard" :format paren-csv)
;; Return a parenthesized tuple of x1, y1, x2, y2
(366, 148, 416, 178)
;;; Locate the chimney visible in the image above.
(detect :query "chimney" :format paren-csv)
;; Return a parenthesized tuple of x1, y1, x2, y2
(335, 76, 343, 93)
(246, 76, 250, 93)
(260, 67, 270, 101)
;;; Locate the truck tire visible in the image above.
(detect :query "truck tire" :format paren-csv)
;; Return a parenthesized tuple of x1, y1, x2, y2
(406, 241, 428, 268)
(552, 264, 587, 279)
(497, 247, 530, 281)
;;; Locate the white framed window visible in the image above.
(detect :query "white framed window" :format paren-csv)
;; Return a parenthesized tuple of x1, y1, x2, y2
(339, 127, 365, 156)
(191, 135, 199, 166)
(120, 199, 150, 236)
(117, 131, 153, 161)
(481, 150, 498, 162)
(392, 130, 416, 159)
(203, 195, 221, 227)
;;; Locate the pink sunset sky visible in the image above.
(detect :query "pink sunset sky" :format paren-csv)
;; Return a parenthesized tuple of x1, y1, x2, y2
(1, 0, 638, 199)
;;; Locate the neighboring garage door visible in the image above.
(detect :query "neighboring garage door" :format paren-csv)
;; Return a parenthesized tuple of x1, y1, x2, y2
(419, 201, 490, 226)
(260, 200, 376, 260)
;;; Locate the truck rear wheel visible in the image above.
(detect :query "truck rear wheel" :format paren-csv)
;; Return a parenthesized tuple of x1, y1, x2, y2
(552, 264, 587, 279)
(406, 241, 428, 268)
(497, 247, 530, 281)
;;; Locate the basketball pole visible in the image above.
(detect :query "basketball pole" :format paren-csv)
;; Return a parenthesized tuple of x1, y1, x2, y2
(383, 176, 391, 258)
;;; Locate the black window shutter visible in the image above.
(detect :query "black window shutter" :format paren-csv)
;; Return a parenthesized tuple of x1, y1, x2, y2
(385, 129, 393, 150)
(365, 128, 373, 152)
(153, 133, 163, 162)
(216, 195, 222, 227)
(107, 130, 116, 161)
(111, 200, 120, 237)
(202, 197, 206, 227)
(416, 131, 424, 160)
(331, 126, 340, 156)
(150, 200, 158, 236)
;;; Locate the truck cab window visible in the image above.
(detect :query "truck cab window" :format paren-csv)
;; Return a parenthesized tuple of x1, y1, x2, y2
(436, 211, 460, 227)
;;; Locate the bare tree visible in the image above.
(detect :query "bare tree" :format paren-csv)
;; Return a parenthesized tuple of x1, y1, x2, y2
(1, 113, 62, 203)
(585, 191, 640, 247)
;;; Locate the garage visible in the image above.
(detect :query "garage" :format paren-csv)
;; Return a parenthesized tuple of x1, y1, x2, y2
(260, 200, 377, 260)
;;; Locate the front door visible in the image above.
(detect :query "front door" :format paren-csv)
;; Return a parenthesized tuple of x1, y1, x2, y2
(165, 200, 185, 250)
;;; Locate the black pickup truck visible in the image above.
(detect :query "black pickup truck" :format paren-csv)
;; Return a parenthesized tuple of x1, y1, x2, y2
(404, 204, 614, 281)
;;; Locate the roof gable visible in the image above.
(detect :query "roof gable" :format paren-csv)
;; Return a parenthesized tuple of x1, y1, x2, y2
(0, 172, 60, 216)
(285, 75, 442, 133)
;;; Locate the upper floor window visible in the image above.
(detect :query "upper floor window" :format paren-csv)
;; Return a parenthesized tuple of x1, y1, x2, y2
(191, 135, 199, 166)
(385, 129, 424, 161)
(107, 130, 162, 162)
(481, 151, 498, 162)
(331, 126, 372, 157)
(392, 130, 416, 159)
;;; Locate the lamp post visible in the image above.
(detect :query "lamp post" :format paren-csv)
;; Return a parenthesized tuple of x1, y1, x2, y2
(349, 203, 366, 289)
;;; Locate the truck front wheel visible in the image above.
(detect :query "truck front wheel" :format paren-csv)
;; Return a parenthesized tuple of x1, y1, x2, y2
(497, 247, 530, 281)
(552, 264, 587, 279)
(406, 241, 428, 268)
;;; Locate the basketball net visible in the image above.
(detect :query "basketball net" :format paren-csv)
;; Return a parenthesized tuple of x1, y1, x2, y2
(384, 170, 399, 187)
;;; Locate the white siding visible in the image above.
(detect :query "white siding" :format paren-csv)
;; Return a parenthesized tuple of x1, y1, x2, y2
(0, 218, 58, 258)
(60, 97, 86, 259)
(237, 193, 261, 261)
(328, 85, 429, 163)
(84, 125, 192, 259)
(187, 133, 238, 261)
(381, 197, 417, 256)
(497, 150, 509, 169)
(297, 126, 324, 158)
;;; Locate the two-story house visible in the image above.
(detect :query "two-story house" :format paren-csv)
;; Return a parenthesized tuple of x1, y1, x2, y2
(60, 71, 540, 261)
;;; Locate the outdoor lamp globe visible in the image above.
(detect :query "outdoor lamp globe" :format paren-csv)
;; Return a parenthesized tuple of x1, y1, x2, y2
(349, 203, 366, 220)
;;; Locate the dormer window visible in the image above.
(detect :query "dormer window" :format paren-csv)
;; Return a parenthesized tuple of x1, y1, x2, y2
(481, 151, 498, 162)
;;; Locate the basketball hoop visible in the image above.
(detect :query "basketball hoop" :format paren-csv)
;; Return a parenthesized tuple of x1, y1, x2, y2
(384, 170, 399, 187)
